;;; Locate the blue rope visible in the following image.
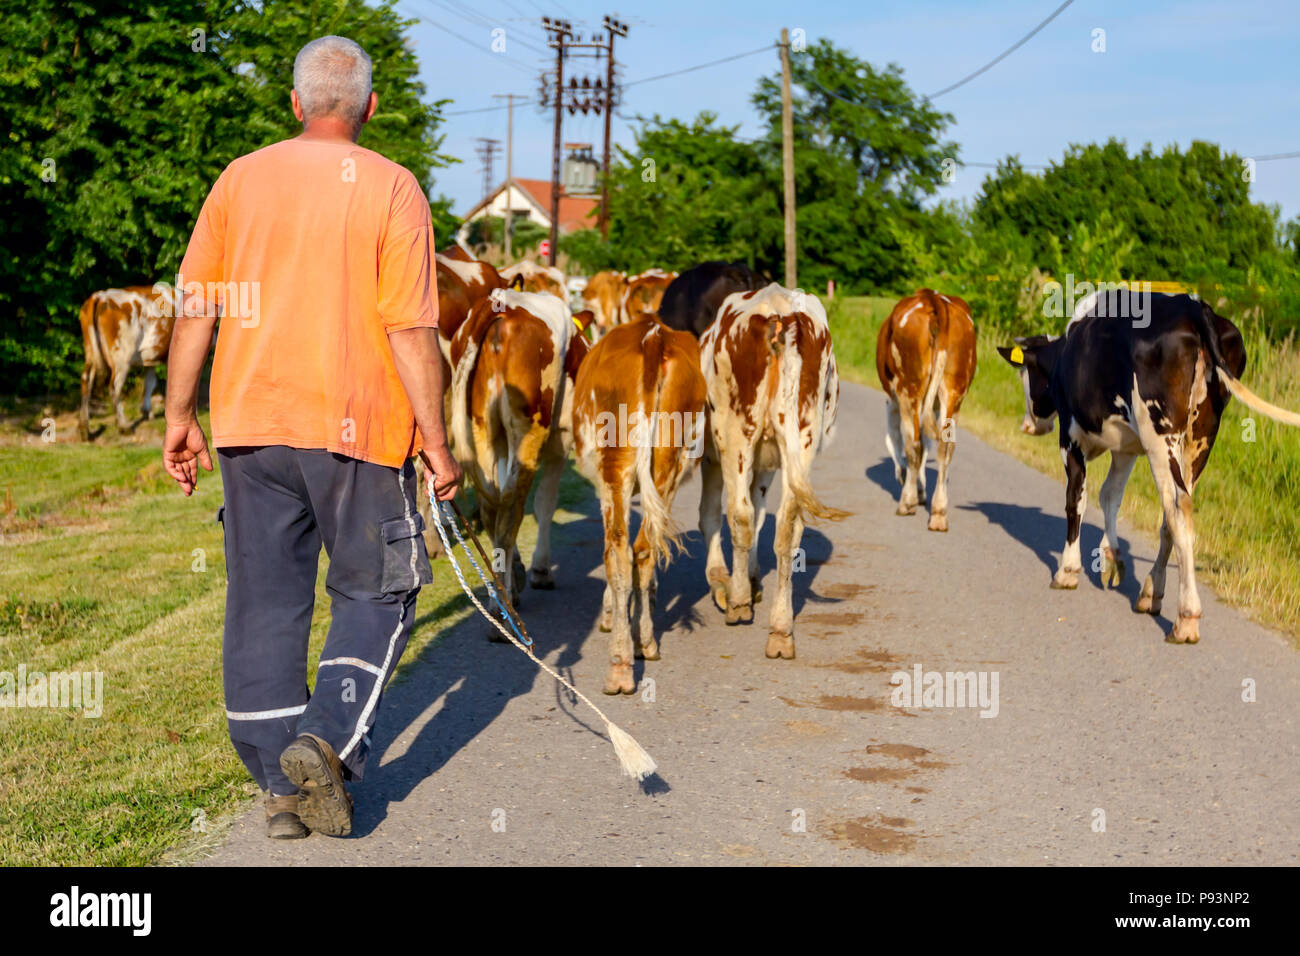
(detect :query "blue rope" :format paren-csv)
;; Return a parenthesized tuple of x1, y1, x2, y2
(431, 493, 532, 648)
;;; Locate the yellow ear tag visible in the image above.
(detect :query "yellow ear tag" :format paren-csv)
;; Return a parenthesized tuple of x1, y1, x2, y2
(572, 315, 584, 332)
(1010, 345, 1024, 364)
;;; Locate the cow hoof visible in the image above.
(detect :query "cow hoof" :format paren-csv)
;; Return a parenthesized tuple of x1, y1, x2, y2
(1135, 577, 1161, 615)
(636, 641, 660, 661)
(725, 602, 753, 626)
(750, 577, 763, 604)
(765, 631, 795, 659)
(1051, 570, 1079, 590)
(603, 663, 636, 695)
(1103, 551, 1125, 588)
(895, 503, 916, 517)
(710, 584, 728, 613)
(927, 512, 948, 533)
(528, 567, 556, 590)
(1168, 615, 1201, 645)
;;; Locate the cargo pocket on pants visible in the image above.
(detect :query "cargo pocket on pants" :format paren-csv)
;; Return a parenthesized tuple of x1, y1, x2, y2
(380, 513, 434, 594)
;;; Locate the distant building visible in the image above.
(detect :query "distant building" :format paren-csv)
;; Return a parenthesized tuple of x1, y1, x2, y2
(456, 146, 602, 247)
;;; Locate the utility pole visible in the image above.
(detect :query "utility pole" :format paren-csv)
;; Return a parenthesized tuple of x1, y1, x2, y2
(542, 17, 573, 267)
(493, 93, 527, 260)
(474, 137, 501, 208)
(779, 27, 797, 289)
(599, 15, 628, 239)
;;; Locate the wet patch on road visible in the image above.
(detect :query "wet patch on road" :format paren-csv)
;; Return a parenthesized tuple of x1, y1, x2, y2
(827, 814, 917, 854)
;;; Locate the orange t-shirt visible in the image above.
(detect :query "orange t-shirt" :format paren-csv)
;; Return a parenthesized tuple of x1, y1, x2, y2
(178, 137, 439, 468)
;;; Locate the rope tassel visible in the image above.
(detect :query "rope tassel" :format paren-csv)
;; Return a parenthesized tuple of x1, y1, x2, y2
(428, 492, 658, 781)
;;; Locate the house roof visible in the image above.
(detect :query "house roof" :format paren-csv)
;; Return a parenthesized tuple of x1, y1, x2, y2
(461, 177, 600, 234)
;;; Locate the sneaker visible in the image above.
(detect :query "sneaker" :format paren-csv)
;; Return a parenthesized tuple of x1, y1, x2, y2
(265, 792, 310, 840)
(279, 733, 353, 837)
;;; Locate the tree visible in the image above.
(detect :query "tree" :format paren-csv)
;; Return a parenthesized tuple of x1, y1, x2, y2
(0, 0, 454, 395)
(972, 139, 1279, 281)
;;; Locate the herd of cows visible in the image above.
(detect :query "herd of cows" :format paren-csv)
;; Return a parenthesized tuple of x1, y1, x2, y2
(75, 248, 1300, 691)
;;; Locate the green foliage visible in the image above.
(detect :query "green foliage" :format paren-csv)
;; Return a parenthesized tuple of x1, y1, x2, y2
(0, 0, 452, 395)
(584, 40, 957, 291)
(973, 140, 1279, 281)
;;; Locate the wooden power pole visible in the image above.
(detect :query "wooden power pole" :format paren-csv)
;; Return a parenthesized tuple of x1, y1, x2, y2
(542, 17, 573, 268)
(599, 15, 628, 239)
(493, 93, 527, 260)
(779, 28, 797, 289)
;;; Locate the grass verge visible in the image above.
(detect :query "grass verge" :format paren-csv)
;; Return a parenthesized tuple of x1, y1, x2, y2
(0, 403, 593, 864)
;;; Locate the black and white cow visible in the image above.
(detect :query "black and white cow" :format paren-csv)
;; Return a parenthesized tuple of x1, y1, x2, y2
(658, 261, 765, 337)
(999, 291, 1300, 644)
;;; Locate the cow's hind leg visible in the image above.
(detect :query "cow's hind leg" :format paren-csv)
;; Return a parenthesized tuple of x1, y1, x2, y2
(630, 524, 659, 662)
(884, 394, 905, 487)
(699, 448, 729, 613)
(1098, 452, 1137, 587)
(141, 367, 158, 421)
(896, 393, 922, 515)
(600, 472, 637, 694)
(1136, 516, 1172, 616)
(927, 390, 960, 532)
(722, 446, 756, 625)
(765, 474, 803, 660)
(528, 432, 564, 590)
(1052, 445, 1087, 589)
(79, 360, 96, 441)
(747, 468, 775, 603)
(1147, 441, 1201, 643)
(111, 363, 131, 433)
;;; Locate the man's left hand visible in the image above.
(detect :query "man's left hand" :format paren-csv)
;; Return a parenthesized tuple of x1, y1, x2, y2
(163, 419, 214, 496)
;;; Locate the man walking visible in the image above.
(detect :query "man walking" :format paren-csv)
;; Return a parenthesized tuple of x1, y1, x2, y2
(162, 35, 461, 839)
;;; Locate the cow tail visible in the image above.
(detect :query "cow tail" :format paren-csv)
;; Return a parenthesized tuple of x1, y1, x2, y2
(450, 323, 483, 470)
(1194, 301, 1300, 427)
(85, 295, 109, 375)
(771, 315, 850, 524)
(918, 290, 946, 440)
(636, 324, 683, 566)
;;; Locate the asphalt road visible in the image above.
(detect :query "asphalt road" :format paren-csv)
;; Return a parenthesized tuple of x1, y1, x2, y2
(200, 381, 1300, 866)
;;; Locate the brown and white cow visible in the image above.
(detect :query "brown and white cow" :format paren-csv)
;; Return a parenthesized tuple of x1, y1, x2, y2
(573, 314, 707, 694)
(449, 289, 587, 616)
(581, 270, 628, 338)
(499, 260, 568, 301)
(622, 269, 675, 321)
(435, 247, 506, 347)
(698, 284, 847, 660)
(79, 283, 179, 440)
(875, 289, 978, 532)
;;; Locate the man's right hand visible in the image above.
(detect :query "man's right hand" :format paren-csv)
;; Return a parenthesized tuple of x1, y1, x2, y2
(420, 442, 462, 502)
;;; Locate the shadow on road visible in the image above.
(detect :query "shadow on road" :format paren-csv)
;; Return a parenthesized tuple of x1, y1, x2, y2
(958, 498, 1173, 637)
(345, 460, 835, 836)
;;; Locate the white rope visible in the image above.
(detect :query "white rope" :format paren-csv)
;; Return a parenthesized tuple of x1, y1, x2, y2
(428, 495, 658, 781)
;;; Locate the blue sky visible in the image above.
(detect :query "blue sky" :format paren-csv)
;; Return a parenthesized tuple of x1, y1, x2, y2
(394, 0, 1300, 223)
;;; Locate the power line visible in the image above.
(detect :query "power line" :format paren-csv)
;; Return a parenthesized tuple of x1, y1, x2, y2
(397, 4, 536, 74)
(411, 0, 550, 55)
(442, 43, 775, 115)
(622, 43, 776, 88)
(926, 0, 1075, 99)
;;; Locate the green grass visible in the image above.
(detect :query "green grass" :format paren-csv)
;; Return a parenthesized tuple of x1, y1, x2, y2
(829, 294, 1300, 644)
(0, 401, 594, 865)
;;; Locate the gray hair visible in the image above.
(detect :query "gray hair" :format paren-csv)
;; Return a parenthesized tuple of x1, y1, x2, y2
(292, 36, 372, 125)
